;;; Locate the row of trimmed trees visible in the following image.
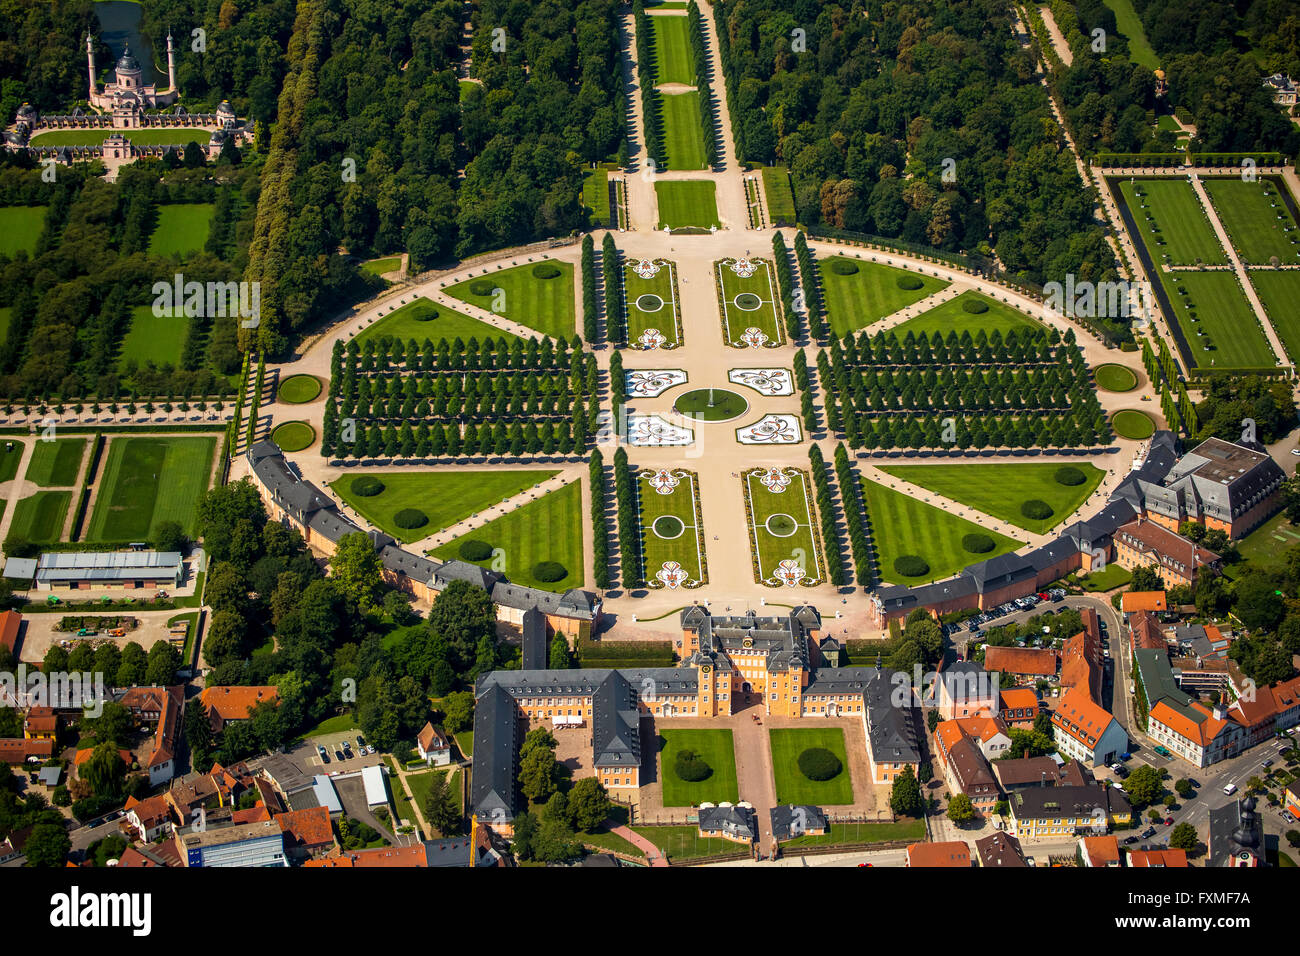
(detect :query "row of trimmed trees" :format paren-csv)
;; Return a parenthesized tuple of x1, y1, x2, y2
(590, 449, 611, 589)
(613, 447, 642, 588)
(686, 1, 718, 167)
(807, 446, 847, 587)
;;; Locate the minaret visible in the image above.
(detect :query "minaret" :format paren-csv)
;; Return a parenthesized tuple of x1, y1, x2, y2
(166, 31, 176, 93)
(86, 33, 97, 98)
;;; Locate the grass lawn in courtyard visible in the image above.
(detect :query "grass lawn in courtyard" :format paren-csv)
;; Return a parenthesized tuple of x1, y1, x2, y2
(24, 438, 86, 488)
(0, 206, 48, 257)
(877, 462, 1105, 535)
(1201, 178, 1300, 266)
(781, 818, 927, 849)
(445, 261, 575, 340)
(582, 167, 611, 227)
(769, 728, 854, 805)
(333, 469, 557, 544)
(296, 713, 359, 742)
(277, 374, 322, 404)
(431, 479, 583, 592)
(1094, 363, 1139, 391)
(85, 435, 216, 541)
(636, 468, 707, 587)
(269, 421, 315, 452)
(659, 90, 708, 170)
(148, 203, 214, 258)
(657, 728, 739, 806)
(655, 180, 719, 230)
(743, 468, 824, 586)
(818, 256, 950, 336)
(623, 258, 682, 347)
(651, 14, 695, 84)
(1117, 178, 1227, 266)
(1156, 270, 1275, 369)
(631, 826, 746, 861)
(716, 257, 784, 347)
(759, 166, 795, 222)
(1101, 0, 1161, 69)
(1247, 270, 1300, 364)
(1077, 563, 1132, 591)
(361, 256, 401, 276)
(1111, 409, 1157, 439)
(0, 441, 22, 483)
(118, 306, 191, 371)
(859, 475, 1023, 584)
(29, 129, 210, 148)
(8, 491, 71, 543)
(891, 291, 1041, 340)
(357, 297, 519, 348)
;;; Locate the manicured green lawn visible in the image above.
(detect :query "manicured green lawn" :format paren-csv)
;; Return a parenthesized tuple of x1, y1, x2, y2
(296, 713, 359, 741)
(357, 297, 519, 348)
(631, 825, 746, 860)
(1201, 178, 1300, 266)
(651, 14, 695, 84)
(0, 441, 23, 483)
(8, 491, 71, 543)
(743, 468, 824, 586)
(892, 291, 1041, 339)
(659, 90, 708, 170)
(759, 166, 795, 222)
(582, 167, 611, 227)
(657, 728, 739, 806)
(118, 305, 191, 370)
(30, 129, 209, 147)
(431, 479, 583, 592)
(277, 374, 322, 404)
(1101, 0, 1160, 69)
(636, 468, 707, 587)
(769, 728, 854, 805)
(406, 769, 460, 828)
(877, 462, 1105, 535)
(333, 469, 558, 544)
(361, 256, 402, 276)
(270, 421, 315, 452)
(1112, 409, 1157, 439)
(445, 261, 576, 340)
(624, 258, 682, 346)
(85, 435, 216, 541)
(1233, 509, 1300, 573)
(1077, 563, 1132, 591)
(781, 818, 926, 849)
(1117, 178, 1227, 266)
(1094, 363, 1139, 391)
(0, 206, 48, 256)
(24, 438, 86, 487)
(655, 180, 719, 230)
(1248, 270, 1300, 364)
(716, 257, 783, 346)
(148, 203, 215, 258)
(1157, 271, 1275, 369)
(859, 475, 1023, 584)
(674, 389, 746, 421)
(819, 256, 950, 336)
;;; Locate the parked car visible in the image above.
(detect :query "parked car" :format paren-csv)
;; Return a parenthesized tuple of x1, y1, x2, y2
(317, 745, 329, 764)
(1164, 817, 1174, 826)
(1153, 745, 1172, 758)
(1263, 759, 1273, 769)
(334, 748, 344, 761)
(1283, 812, 1295, 825)
(356, 736, 367, 751)
(340, 741, 352, 757)
(1141, 827, 1156, 839)
(1124, 835, 1140, 845)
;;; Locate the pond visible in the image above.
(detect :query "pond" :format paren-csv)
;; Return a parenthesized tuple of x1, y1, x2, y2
(94, 1, 160, 86)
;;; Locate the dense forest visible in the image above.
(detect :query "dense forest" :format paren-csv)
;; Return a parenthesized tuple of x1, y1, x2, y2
(0, 0, 97, 122)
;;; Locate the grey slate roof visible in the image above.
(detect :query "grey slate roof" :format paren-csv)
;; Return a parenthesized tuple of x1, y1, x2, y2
(680, 607, 819, 674)
(590, 672, 641, 769)
(770, 804, 827, 841)
(697, 805, 757, 842)
(1208, 797, 1265, 867)
(804, 665, 921, 764)
(468, 684, 518, 823)
(520, 607, 548, 671)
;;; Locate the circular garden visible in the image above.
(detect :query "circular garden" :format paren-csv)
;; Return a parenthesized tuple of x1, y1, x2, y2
(673, 388, 748, 422)
(1112, 409, 1156, 440)
(1093, 363, 1138, 392)
(765, 513, 797, 537)
(277, 374, 322, 404)
(270, 421, 316, 452)
(733, 292, 763, 311)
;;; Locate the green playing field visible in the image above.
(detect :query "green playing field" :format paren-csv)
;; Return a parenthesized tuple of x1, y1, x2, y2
(636, 468, 707, 588)
(84, 435, 217, 541)
(24, 438, 86, 488)
(742, 467, 824, 587)
(659, 90, 708, 170)
(8, 491, 71, 544)
(716, 257, 784, 347)
(654, 180, 719, 230)
(651, 14, 695, 85)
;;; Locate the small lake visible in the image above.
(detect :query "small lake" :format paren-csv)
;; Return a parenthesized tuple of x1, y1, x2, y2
(94, 1, 159, 86)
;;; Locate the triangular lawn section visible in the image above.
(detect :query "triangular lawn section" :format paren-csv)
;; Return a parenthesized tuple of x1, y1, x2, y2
(444, 259, 576, 340)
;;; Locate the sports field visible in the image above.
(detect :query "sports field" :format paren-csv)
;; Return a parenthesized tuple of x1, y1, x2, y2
(357, 297, 517, 348)
(742, 468, 824, 587)
(332, 469, 557, 544)
(1116, 178, 1227, 265)
(25, 438, 86, 488)
(85, 435, 216, 541)
(445, 260, 575, 340)
(819, 256, 950, 336)
(636, 468, 707, 588)
(716, 257, 784, 347)
(877, 462, 1105, 535)
(148, 203, 214, 258)
(118, 306, 191, 370)
(657, 728, 739, 807)
(29, 129, 208, 148)
(1248, 270, 1300, 363)
(8, 491, 70, 543)
(1202, 178, 1300, 266)
(769, 728, 854, 806)
(891, 291, 1040, 339)
(623, 258, 682, 347)
(659, 91, 708, 170)
(0, 206, 48, 257)
(655, 180, 719, 230)
(1157, 271, 1275, 369)
(431, 479, 582, 593)
(859, 475, 1022, 584)
(651, 14, 695, 84)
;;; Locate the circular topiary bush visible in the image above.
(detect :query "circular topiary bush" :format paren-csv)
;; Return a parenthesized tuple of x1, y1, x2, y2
(469, 279, 495, 296)
(896, 275, 924, 291)
(962, 297, 989, 314)
(1054, 465, 1087, 486)
(413, 307, 438, 321)
(831, 259, 859, 276)
(894, 555, 931, 577)
(532, 561, 568, 583)
(352, 476, 385, 497)
(797, 747, 843, 781)
(458, 539, 493, 561)
(962, 533, 996, 554)
(1021, 499, 1054, 520)
(675, 749, 713, 782)
(532, 263, 561, 279)
(393, 508, 429, 530)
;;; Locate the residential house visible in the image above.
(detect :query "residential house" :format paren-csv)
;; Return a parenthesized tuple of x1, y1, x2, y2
(770, 805, 828, 842)
(23, 706, 58, 740)
(1059, 609, 1103, 704)
(274, 805, 335, 862)
(1129, 610, 1167, 651)
(992, 756, 1067, 793)
(939, 735, 999, 816)
(697, 805, 757, 845)
(199, 685, 280, 732)
(1009, 785, 1132, 840)
(998, 688, 1040, 728)
(0, 610, 22, 656)
(123, 793, 174, 843)
(1051, 687, 1128, 767)
(1122, 591, 1168, 615)
(1128, 848, 1188, 867)
(1079, 834, 1122, 867)
(983, 646, 1058, 686)
(906, 841, 972, 867)
(416, 721, 451, 767)
(975, 831, 1028, 867)
(0, 738, 53, 763)
(935, 660, 998, 719)
(118, 685, 183, 785)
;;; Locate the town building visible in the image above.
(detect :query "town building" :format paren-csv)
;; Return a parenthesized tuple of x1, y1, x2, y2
(992, 755, 1070, 793)
(0, 610, 22, 657)
(178, 819, 288, 867)
(1264, 72, 1298, 107)
(118, 685, 183, 785)
(1112, 518, 1221, 589)
(1051, 687, 1128, 767)
(998, 687, 1040, 727)
(697, 804, 758, 845)
(769, 805, 828, 842)
(936, 660, 998, 719)
(275, 806, 336, 862)
(906, 841, 972, 867)
(1058, 609, 1103, 703)
(975, 831, 1029, 867)
(1008, 785, 1132, 840)
(123, 793, 174, 843)
(1128, 848, 1188, 867)
(1121, 591, 1168, 614)
(198, 685, 280, 732)
(1284, 781, 1300, 820)
(416, 721, 452, 767)
(1078, 834, 1122, 867)
(983, 646, 1059, 685)
(33, 550, 184, 591)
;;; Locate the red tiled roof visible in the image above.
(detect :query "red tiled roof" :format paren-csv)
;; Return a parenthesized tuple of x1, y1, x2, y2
(124, 793, 172, 829)
(1129, 610, 1167, 651)
(906, 841, 971, 867)
(417, 721, 447, 753)
(1060, 627, 1102, 704)
(1116, 520, 1219, 574)
(0, 738, 53, 763)
(1081, 835, 1121, 866)
(74, 747, 132, 767)
(275, 805, 334, 851)
(1128, 848, 1188, 867)
(305, 845, 429, 868)
(984, 646, 1058, 677)
(1051, 687, 1118, 750)
(1122, 591, 1168, 613)
(200, 685, 279, 725)
(999, 688, 1039, 714)
(0, 611, 21, 653)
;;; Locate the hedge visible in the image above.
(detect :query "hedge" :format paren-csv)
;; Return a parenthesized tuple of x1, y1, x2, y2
(675, 749, 713, 782)
(393, 508, 428, 530)
(962, 533, 995, 554)
(459, 539, 493, 561)
(797, 747, 843, 781)
(352, 476, 385, 497)
(1054, 466, 1086, 486)
(1021, 499, 1053, 520)
(894, 555, 930, 577)
(533, 560, 568, 583)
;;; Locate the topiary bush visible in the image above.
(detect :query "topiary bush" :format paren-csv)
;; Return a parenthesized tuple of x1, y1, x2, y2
(469, 279, 495, 296)
(797, 747, 843, 781)
(896, 275, 923, 291)
(532, 263, 561, 279)
(352, 476, 385, 497)
(675, 749, 713, 782)
(393, 508, 428, 530)
(414, 307, 438, 321)
(1054, 466, 1086, 486)
(962, 297, 989, 314)
(458, 539, 493, 561)
(962, 533, 995, 554)
(830, 259, 859, 275)
(894, 555, 930, 577)
(1021, 499, 1053, 520)
(532, 561, 568, 583)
